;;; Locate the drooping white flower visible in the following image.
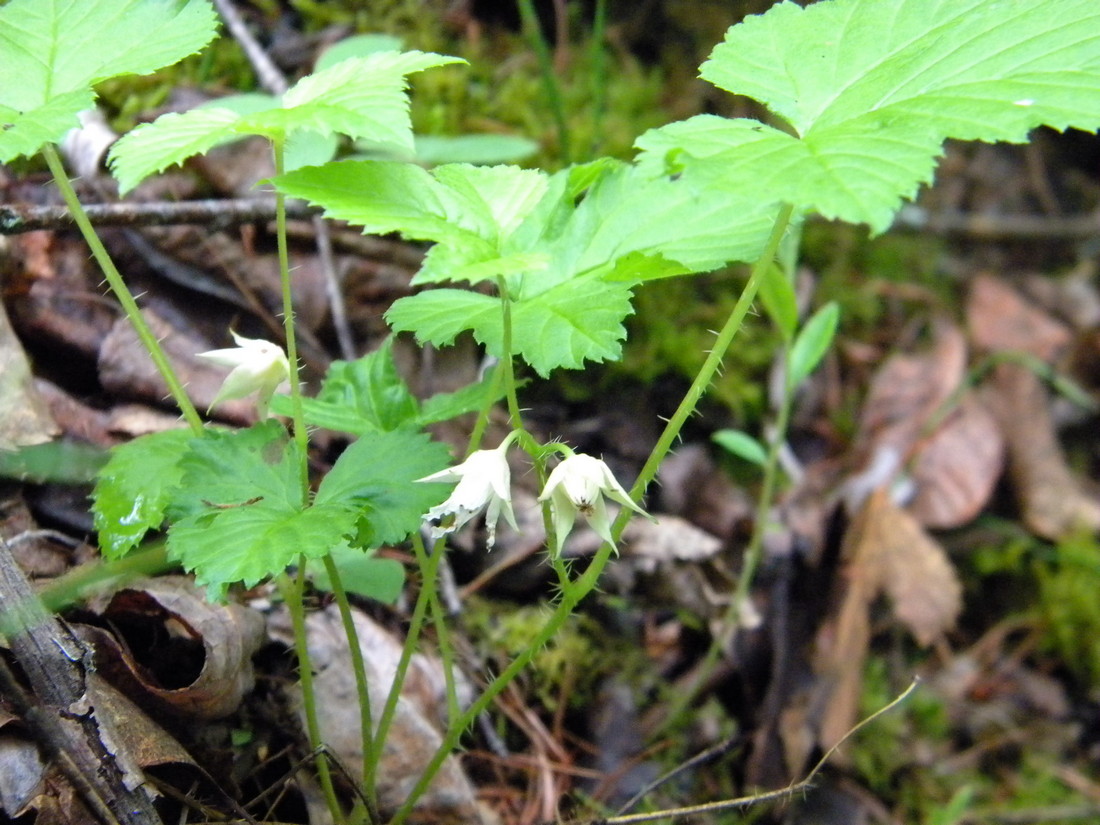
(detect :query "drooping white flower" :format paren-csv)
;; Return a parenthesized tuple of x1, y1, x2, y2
(196, 331, 289, 418)
(538, 453, 650, 556)
(416, 440, 517, 549)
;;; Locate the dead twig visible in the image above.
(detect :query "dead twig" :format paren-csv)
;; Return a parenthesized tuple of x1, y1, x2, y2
(0, 537, 164, 825)
(0, 198, 320, 235)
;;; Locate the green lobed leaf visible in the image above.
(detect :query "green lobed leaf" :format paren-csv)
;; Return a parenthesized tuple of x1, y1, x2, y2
(0, 0, 218, 162)
(92, 428, 194, 559)
(170, 501, 356, 600)
(639, 0, 1100, 232)
(385, 289, 499, 350)
(315, 429, 451, 547)
(110, 51, 463, 193)
(162, 422, 352, 597)
(273, 160, 550, 285)
(417, 372, 505, 426)
(788, 302, 839, 389)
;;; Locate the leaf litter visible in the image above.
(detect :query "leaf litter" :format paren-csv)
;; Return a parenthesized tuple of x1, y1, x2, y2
(3, 2, 1100, 824)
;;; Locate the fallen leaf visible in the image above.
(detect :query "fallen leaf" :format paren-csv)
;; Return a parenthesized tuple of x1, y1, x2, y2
(907, 395, 1004, 529)
(279, 606, 494, 824)
(87, 576, 266, 719)
(982, 363, 1100, 538)
(814, 489, 961, 747)
(968, 273, 1073, 361)
(854, 320, 967, 462)
(0, 300, 58, 450)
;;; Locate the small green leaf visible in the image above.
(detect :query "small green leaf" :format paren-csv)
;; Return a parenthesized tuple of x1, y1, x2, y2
(758, 264, 798, 341)
(110, 51, 463, 193)
(712, 429, 767, 467)
(272, 337, 422, 435)
(309, 543, 405, 604)
(788, 302, 839, 389)
(385, 289, 499, 349)
(0, 0, 218, 162)
(417, 372, 505, 426)
(92, 429, 194, 559)
(273, 160, 464, 241)
(315, 429, 451, 547)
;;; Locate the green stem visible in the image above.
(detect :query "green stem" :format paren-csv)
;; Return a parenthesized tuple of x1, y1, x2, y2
(370, 531, 444, 776)
(272, 139, 310, 502)
(496, 276, 524, 430)
(625, 204, 795, 507)
(278, 567, 345, 825)
(39, 541, 173, 613)
(425, 571, 461, 727)
(515, 0, 571, 164)
(41, 144, 203, 434)
(321, 555, 379, 823)
(389, 538, 618, 825)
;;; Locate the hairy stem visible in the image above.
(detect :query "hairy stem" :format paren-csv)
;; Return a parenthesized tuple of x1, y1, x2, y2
(370, 531, 444, 780)
(279, 567, 345, 825)
(321, 555, 379, 823)
(41, 144, 203, 434)
(272, 140, 310, 502)
(626, 204, 795, 507)
(389, 538, 617, 825)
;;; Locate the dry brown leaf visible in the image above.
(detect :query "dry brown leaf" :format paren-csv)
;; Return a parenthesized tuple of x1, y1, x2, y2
(855, 320, 967, 461)
(983, 363, 1100, 538)
(877, 501, 963, 646)
(87, 576, 266, 719)
(0, 300, 58, 450)
(907, 395, 1005, 529)
(813, 490, 881, 750)
(968, 273, 1073, 360)
(814, 489, 961, 748)
(293, 606, 494, 824)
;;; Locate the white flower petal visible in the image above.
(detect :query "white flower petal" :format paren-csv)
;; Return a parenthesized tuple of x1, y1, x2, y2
(539, 453, 650, 555)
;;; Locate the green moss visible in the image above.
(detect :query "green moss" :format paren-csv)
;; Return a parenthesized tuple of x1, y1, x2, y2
(462, 598, 644, 713)
(616, 272, 780, 418)
(1033, 531, 1100, 686)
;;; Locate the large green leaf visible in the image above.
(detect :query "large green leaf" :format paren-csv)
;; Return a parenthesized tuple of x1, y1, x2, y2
(162, 423, 349, 597)
(0, 0, 218, 162)
(638, 0, 1100, 232)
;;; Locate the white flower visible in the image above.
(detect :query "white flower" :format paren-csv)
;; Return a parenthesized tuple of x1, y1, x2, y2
(538, 453, 650, 556)
(417, 441, 517, 549)
(197, 331, 289, 418)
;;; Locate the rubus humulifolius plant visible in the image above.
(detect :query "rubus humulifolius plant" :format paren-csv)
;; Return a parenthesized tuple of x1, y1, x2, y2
(4, 0, 1100, 820)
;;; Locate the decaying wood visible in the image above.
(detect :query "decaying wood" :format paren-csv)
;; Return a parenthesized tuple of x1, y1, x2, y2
(0, 538, 163, 825)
